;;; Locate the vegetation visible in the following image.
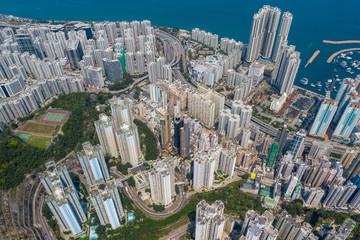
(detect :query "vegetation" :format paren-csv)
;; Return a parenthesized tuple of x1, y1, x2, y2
(281, 200, 351, 227)
(271, 121, 284, 129)
(16, 133, 52, 149)
(152, 204, 165, 212)
(42, 204, 65, 240)
(127, 177, 136, 187)
(330, 152, 343, 159)
(108, 73, 134, 91)
(133, 86, 141, 99)
(254, 114, 272, 124)
(100, 181, 264, 240)
(0, 92, 112, 190)
(134, 119, 159, 160)
(115, 162, 133, 175)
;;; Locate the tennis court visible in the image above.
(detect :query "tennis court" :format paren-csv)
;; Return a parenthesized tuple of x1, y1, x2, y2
(40, 110, 69, 124)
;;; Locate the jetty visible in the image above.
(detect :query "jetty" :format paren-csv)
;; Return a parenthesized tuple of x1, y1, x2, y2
(323, 40, 360, 44)
(304, 50, 320, 68)
(326, 48, 360, 63)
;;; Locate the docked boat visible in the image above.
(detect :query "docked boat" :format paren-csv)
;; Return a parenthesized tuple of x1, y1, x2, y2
(339, 61, 347, 68)
(300, 77, 309, 85)
(311, 83, 316, 87)
(327, 79, 333, 83)
(317, 81, 322, 87)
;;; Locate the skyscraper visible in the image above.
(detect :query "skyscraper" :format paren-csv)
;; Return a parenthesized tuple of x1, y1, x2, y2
(148, 159, 175, 206)
(310, 98, 337, 138)
(333, 102, 360, 141)
(272, 12, 293, 62)
(246, 5, 281, 62)
(102, 58, 123, 83)
(76, 142, 110, 186)
(115, 123, 143, 166)
(66, 40, 84, 70)
(195, 200, 230, 240)
(276, 124, 288, 154)
(160, 113, 171, 149)
(333, 79, 356, 123)
(15, 34, 37, 56)
(193, 147, 221, 190)
(94, 114, 119, 157)
(218, 148, 236, 178)
(109, 97, 134, 126)
(266, 143, 279, 168)
(89, 179, 125, 229)
(271, 44, 301, 95)
(287, 129, 306, 161)
(39, 161, 87, 235)
(180, 117, 191, 157)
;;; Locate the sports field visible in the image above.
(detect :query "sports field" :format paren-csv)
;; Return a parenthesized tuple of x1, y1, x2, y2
(17, 133, 52, 149)
(259, 189, 271, 198)
(40, 110, 69, 124)
(21, 122, 56, 135)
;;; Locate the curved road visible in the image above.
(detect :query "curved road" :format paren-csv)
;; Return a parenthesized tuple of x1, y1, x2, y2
(111, 170, 188, 218)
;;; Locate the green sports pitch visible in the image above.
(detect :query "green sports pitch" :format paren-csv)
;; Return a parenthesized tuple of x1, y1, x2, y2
(40, 110, 69, 124)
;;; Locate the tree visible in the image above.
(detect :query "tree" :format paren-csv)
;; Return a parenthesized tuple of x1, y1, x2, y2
(128, 177, 136, 187)
(95, 225, 106, 239)
(175, 185, 180, 194)
(152, 204, 165, 212)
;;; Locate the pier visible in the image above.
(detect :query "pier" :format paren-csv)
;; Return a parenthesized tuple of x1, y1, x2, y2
(323, 40, 360, 44)
(304, 50, 320, 68)
(326, 48, 360, 63)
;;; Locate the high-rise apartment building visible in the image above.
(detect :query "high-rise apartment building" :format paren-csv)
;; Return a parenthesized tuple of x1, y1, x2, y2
(115, 123, 143, 166)
(193, 147, 221, 190)
(246, 5, 281, 62)
(89, 179, 125, 229)
(218, 148, 236, 177)
(272, 12, 293, 62)
(310, 98, 337, 137)
(39, 161, 87, 235)
(271, 44, 301, 95)
(109, 97, 134, 126)
(287, 129, 306, 161)
(196, 200, 234, 240)
(94, 114, 119, 157)
(148, 159, 175, 206)
(103, 58, 123, 83)
(66, 40, 84, 70)
(76, 142, 110, 186)
(333, 102, 360, 141)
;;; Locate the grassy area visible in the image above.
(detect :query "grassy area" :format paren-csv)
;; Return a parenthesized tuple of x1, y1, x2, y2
(21, 122, 55, 134)
(17, 133, 52, 149)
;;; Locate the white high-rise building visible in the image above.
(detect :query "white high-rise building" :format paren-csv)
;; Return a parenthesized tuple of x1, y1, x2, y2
(271, 44, 301, 95)
(125, 52, 135, 74)
(195, 200, 227, 240)
(115, 123, 143, 166)
(273, 12, 293, 62)
(309, 98, 338, 138)
(76, 142, 110, 186)
(148, 61, 158, 83)
(94, 114, 119, 157)
(240, 128, 251, 149)
(148, 159, 175, 206)
(285, 174, 298, 198)
(218, 149, 236, 178)
(246, 5, 281, 62)
(333, 102, 360, 141)
(109, 97, 134, 126)
(287, 129, 306, 161)
(193, 148, 220, 190)
(89, 179, 125, 229)
(163, 64, 172, 82)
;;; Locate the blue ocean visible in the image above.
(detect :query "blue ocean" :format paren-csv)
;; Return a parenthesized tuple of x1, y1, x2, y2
(2, 0, 360, 94)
